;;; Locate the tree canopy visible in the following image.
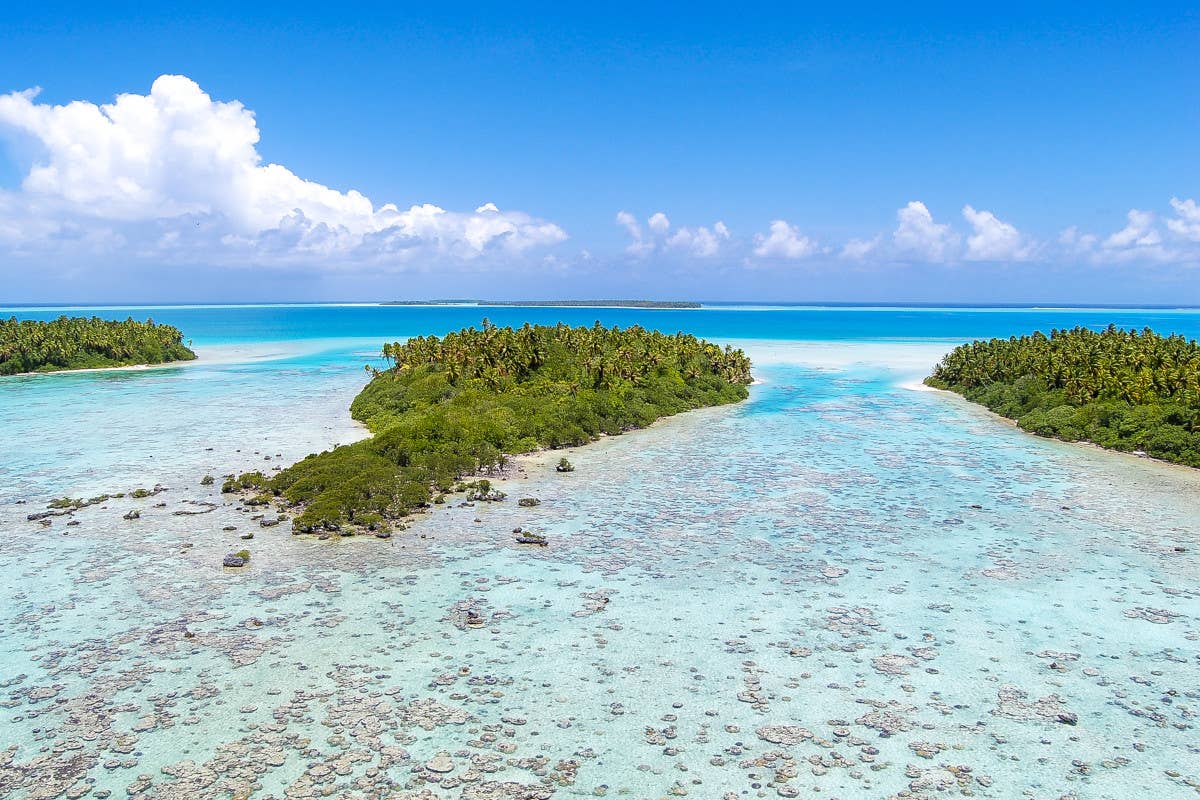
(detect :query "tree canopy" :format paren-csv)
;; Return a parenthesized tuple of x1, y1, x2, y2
(926, 325, 1200, 466)
(235, 321, 753, 534)
(0, 315, 197, 375)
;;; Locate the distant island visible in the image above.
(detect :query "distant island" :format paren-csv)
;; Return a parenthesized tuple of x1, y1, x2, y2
(926, 325, 1200, 467)
(227, 321, 752, 534)
(0, 315, 197, 376)
(382, 300, 702, 309)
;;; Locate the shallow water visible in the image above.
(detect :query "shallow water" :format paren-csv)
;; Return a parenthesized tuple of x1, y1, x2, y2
(1, 306, 1198, 799)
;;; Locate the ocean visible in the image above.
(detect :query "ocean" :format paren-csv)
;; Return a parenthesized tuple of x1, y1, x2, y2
(1, 304, 1197, 799)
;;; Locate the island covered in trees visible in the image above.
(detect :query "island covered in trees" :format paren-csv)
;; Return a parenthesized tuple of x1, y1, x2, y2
(382, 300, 702, 309)
(228, 321, 752, 534)
(926, 325, 1200, 466)
(0, 316, 197, 375)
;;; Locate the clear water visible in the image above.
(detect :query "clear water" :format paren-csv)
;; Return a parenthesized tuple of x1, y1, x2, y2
(1, 306, 1197, 799)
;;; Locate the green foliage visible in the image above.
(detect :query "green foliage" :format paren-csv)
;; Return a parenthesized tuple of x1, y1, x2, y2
(556, 457, 575, 473)
(0, 315, 196, 375)
(222, 471, 266, 493)
(235, 549, 251, 561)
(927, 325, 1200, 466)
(267, 322, 753, 533)
(48, 497, 83, 509)
(200, 475, 215, 486)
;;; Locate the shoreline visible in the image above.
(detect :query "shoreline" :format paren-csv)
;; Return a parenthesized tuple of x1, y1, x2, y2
(4, 359, 195, 378)
(0, 340, 346, 379)
(923, 382, 1200, 485)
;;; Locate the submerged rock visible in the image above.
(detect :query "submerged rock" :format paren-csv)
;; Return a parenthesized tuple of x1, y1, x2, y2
(514, 530, 548, 546)
(425, 752, 455, 773)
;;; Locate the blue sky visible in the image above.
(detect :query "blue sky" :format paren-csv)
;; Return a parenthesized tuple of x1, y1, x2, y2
(0, 2, 1197, 303)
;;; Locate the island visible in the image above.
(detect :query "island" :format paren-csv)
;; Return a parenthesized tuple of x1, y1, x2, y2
(227, 321, 752, 534)
(381, 300, 703, 309)
(0, 315, 197, 375)
(926, 324, 1200, 466)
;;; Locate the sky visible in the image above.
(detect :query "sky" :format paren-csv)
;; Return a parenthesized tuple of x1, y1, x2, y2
(0, 2, 1197, 304)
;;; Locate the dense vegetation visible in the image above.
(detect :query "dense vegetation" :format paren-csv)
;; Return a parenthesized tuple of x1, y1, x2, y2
(926, 325, 1200, 466)
(232, 321, 752, 533)
(0, 315, 196, 375)
(382, 300, 702, 308)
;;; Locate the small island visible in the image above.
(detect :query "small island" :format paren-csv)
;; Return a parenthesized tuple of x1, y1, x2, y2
(926, 325, 1200, 466)
(229, 321, 752, 534)
(0, 315, 197, 375)
(381, 300, 703, 309)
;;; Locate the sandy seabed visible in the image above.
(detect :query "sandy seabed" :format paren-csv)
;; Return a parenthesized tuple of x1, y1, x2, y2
(1, 342, 1198, 799)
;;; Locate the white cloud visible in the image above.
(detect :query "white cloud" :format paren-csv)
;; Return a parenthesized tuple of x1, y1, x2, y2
(893, 201, 959, 262)
(615, 210, 641, 239)
(615, 210, 729, 258)
(840, 236, 880, 260)
(753, 220, 817, 259)
(667, 222, 729, 257)
(1104, 209, 1160, 249)
(614, 210, 653, 255)
(0, 75, 566, 266)
(1167, 197, 1200, 241)
(647, 212, 671, 234)
(1058, 225, 1097, 254)
(617, 200, 1198, 271)
(962, 205, 1029, 261)
(1091, 208, 1179, 264)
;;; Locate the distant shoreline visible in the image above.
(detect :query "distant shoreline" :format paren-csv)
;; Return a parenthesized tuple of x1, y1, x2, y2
(7, 301, 1200, 311)
(381, 299, 703, 309)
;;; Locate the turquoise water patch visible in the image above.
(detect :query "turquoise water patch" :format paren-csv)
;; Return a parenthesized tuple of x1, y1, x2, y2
(0, 307, 1198, 798)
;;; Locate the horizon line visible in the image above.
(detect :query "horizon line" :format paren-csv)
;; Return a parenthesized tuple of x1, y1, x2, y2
(4, 300, 1200, 311)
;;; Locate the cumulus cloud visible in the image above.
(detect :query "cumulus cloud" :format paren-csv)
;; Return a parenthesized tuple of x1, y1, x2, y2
(962, 205, 1029, 261)
(614, 210, 730, 258)
(609, 199, 1199, 271)
(1167, 197, 1200, 241)
(0, 75, 566, 266)
(893, 201, 959, 262)
(1054, 204, 1200, 265)
(753, 220, 817, 259)
(1104, 209, 1160, 250)
(614, 210, 653, 256)
(647, 212, 671, 234)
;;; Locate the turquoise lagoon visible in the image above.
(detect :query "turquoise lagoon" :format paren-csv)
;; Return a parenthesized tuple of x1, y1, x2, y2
(0, 305, 1197, 799)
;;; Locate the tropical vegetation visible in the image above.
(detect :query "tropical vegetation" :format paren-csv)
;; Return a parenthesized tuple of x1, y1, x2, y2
(926, 325, 1200, 466)
(230, 321, 753, 534)
(0, 315, 196, 375)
